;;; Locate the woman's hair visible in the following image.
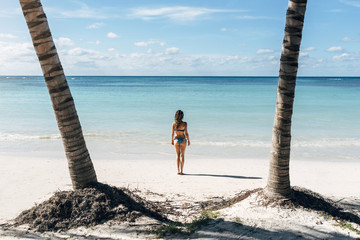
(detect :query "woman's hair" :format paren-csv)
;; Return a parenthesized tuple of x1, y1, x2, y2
(175, 110, 184, 129)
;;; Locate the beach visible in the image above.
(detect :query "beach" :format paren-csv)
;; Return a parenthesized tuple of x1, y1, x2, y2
(1, 154, 359, 239)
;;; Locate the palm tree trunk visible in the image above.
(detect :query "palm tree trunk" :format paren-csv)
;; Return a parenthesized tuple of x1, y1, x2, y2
(265, 0, 307, 198)
(20, 0, 97, 189)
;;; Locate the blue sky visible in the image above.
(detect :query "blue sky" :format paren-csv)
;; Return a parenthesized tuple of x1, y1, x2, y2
(0, 0, 359, 76)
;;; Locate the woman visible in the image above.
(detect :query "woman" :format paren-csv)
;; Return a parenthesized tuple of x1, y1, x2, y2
(171, 110, 190, 175)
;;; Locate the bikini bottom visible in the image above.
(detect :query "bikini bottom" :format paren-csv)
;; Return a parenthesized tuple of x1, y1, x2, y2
(174, 138, 186, 144)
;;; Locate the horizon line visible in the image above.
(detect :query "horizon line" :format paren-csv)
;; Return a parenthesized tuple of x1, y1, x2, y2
(1, 75, 360, 78)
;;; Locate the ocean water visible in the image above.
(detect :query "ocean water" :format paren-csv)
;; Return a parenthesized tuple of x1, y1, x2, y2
(0, 76, 359, 161)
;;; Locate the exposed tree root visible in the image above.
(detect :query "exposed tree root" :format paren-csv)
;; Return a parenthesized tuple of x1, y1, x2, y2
(257, 186, 360, 225)
(13, 182, 168, 232)
(198, 188, 262, 211)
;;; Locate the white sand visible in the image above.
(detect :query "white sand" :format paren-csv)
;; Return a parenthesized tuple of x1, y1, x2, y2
(0, 154, 359, 239)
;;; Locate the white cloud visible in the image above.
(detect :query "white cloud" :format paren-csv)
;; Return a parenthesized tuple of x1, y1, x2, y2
(0, 37, 278, 75)
(66, 48, 109, 59)
(68, 48, 90, 56)
(12, 38, 360, 76)
(134, 42, 148, 47)
(340, 0, 360, 7)
(58, 46, 261, 74)
(129, 52, 145, 58)
(87, 22, 104, 29)
(165, 47, 180, 55)
(333, 53, 351, 61)
(107, 32, 119, 38)
(0, 40, 281, 75)
(0, 41, 35, 59)
(0, 41, 39, 74)
(256, 49, 275, 54)
(0, 8, 22, 18)
(342, 37, 360, 42)
(0, 33, 17, 39)
(54, 3, 121, 19)
(56, 47, 112, 73)
(129, 6, 240, 21)
(220, 28, 239, 32)
(55, 37, 75, 47)
(327, 46, 343, 52)
(134, 39, 166, 47)
(88, 40, 101, 45)
(302, 47, 316, 51)
(300, 52, 309, 57)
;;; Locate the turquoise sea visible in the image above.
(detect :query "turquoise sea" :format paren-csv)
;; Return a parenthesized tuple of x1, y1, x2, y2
(0, 76, 359, 161)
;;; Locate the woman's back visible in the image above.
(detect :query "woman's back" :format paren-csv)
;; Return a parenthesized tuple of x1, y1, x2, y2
(174, 122, 186, 138)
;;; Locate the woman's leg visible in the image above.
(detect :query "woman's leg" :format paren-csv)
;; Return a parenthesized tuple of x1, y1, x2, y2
(179, 142, 187, 174)
(175, 142, 181, 174)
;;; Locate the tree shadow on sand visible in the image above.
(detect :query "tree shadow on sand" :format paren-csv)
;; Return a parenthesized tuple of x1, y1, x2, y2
(339, 201, 360, 212)
(1, 222, 157, 240)
(3, 218, 358, 240)
(182, 173, 262, 180)
(188, 218, 360, 240)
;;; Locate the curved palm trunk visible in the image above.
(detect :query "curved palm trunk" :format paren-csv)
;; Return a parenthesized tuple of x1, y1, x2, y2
(265, 0, 307, 198)
(20, 0, 97, 189)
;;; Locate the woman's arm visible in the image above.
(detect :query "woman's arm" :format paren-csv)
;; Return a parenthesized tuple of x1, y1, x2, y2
(171, 122, 175, 145)
(185, 123, 190, 146)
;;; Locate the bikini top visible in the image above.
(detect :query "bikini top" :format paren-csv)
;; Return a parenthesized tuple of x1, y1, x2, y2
(174, 129, 185, 140)
(175, 122, 186, 133)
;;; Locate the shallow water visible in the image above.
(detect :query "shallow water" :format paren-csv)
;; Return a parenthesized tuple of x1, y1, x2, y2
(0, 76, 359, 161)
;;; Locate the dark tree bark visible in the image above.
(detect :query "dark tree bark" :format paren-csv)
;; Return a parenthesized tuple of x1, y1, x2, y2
(265, 0, 307, 198)
(20, 0, 97, 189)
